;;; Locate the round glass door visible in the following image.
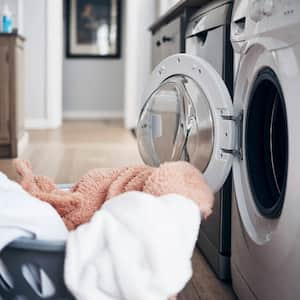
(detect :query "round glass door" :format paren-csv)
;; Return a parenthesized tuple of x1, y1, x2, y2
(137, 54, 235, 193)
(137, 75, 214, 172)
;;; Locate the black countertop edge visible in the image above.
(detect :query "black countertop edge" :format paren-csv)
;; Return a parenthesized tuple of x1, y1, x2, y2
(149, 0, 212, 32)
(0, 32, 26, 41)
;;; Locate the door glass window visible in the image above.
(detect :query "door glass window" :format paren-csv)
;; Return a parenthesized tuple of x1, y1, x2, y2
(137, 75, 214, 172)
(245, 68, 288, 218)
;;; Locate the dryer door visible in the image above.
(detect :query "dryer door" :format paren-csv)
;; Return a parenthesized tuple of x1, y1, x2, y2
(137, 54, 236, 192)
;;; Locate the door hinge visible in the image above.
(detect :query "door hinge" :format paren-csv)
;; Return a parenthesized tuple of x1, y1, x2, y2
(221, 111, 244, 160)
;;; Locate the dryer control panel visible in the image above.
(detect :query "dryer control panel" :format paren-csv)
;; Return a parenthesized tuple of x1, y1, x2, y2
(250, 0, 299, 21)
(231, 0, 300, 47)
(249, 0, 275, 22)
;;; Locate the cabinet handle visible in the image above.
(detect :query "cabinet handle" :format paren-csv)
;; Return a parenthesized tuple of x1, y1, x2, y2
(162, 35, 173, 43)
(5, 51, 9, 63)
(156, 40, 161, 47)
(195, 31, 208, 46)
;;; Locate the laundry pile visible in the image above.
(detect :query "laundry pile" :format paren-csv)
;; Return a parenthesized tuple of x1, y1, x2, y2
(14, 159, 214, 230)
(0, 160, 214, 300)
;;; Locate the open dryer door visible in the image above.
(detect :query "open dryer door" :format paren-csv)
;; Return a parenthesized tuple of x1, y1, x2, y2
(137, 54, 236, 193)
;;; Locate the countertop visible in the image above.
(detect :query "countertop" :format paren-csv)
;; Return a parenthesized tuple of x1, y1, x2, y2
(150, 0, 212, 32)
(0, 32, 25, 41)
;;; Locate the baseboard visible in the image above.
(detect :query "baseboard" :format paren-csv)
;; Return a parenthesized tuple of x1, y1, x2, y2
(63, 110, 124, 120)
(25, 118, 61, 130)
(25, 111, 124, 128)
(18, 132, 29, 156)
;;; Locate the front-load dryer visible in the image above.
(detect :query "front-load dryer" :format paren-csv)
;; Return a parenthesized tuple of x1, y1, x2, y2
(229, 0, 300, 299)
(137, 1, 300, 298)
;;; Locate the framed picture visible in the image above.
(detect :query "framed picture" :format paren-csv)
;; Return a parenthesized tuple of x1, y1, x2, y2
(65, 0, 121, 58)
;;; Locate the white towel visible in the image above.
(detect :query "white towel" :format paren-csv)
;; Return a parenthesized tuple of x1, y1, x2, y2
(0, 171, 68, 251)
(65, 191, 201, 300)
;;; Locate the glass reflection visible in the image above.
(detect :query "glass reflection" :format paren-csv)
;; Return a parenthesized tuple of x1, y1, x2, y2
(138, 75, 214, 172)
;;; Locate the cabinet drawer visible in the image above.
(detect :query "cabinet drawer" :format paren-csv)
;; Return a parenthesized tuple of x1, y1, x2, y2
(160, 17, 181, 59)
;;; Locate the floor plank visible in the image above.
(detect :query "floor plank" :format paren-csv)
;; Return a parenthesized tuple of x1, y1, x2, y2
(191, 250, 236, 300)
(178, 280, 200, 300)
(0, 120, 236, 300)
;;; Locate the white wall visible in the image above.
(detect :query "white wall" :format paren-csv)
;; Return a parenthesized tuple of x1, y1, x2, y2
(156, 0, 181, 17)
(0, 1, 48, 126)
(45, 0, 63, 128)
(23, 0, 47, 124)
(62, 2, 126, 119)
(124, 0, 155, 128)
(5, 0, 154, 127)
(22, 0, 63, 129)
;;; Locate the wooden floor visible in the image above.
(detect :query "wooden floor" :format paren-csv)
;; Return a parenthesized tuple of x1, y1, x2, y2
(0, 120, 236, 300)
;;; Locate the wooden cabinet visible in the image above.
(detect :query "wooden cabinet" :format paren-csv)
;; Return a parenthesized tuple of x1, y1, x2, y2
(0, 34, 25, 158)
(151, 16, 183, 69)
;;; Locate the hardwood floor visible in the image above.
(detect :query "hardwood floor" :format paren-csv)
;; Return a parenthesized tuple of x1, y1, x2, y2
(179, 252, 236, 300)
(0, 120, 236, 300)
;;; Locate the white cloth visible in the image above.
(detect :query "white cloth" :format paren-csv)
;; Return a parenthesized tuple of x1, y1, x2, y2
(0, 172, 68, 251)
(65, 191, 201, 300)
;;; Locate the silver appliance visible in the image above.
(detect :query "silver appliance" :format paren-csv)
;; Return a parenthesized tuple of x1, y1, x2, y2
(230, 0, 300, 299)
(185, 0, 233, 280)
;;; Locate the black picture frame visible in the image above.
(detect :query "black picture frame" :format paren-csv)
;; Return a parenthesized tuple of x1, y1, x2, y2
(65, 0, 121, 59)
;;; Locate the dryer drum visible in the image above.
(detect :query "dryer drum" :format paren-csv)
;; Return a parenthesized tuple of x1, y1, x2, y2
(245, 67, 289, 219)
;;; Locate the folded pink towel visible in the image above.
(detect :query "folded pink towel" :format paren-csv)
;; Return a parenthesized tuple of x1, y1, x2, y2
(14, 159, 214, 230)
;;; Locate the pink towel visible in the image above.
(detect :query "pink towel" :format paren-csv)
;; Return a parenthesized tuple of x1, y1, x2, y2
(14, 159, 214, 230)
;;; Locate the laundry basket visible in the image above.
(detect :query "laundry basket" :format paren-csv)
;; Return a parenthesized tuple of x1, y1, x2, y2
(0, 184, 75, 300)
